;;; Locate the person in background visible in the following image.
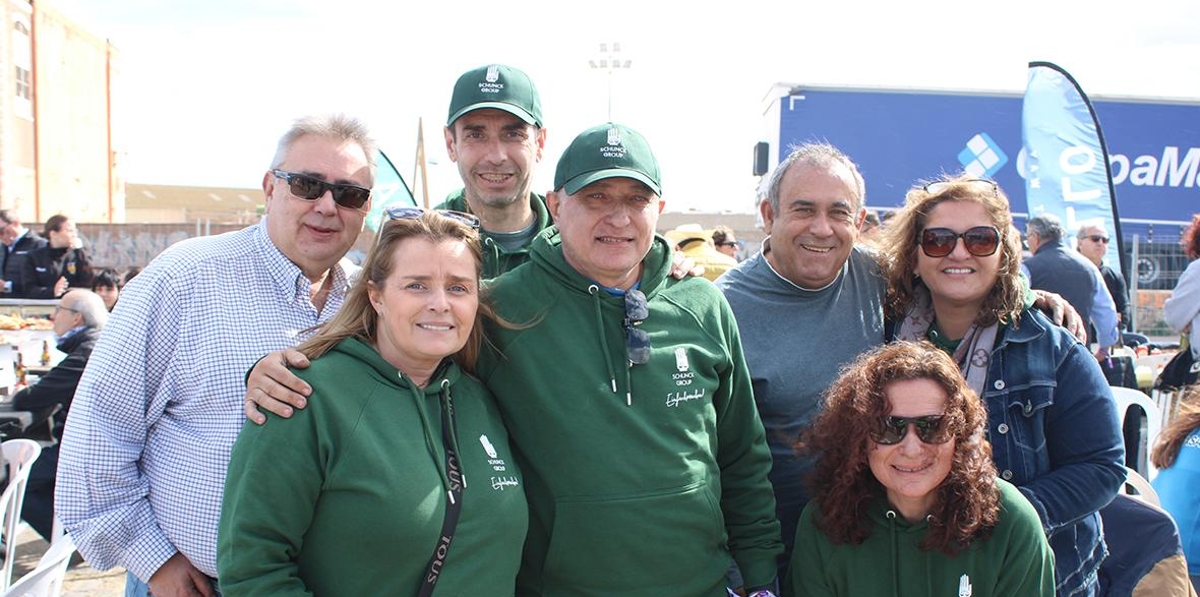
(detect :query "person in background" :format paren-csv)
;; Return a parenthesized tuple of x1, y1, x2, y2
(712, 225, 740, 259)
(1024, 213, 1120, 355)
(1152, 384, 1200, 594)
(91, 268, 121, 311)
(880, 174, 1125, 596)
(57, 113, 377, 597)
(669, 225, 737, 282)
(787, 341, 1054, 597)
(218, 209, 526, 596)
(10, 289, 107, 541)
(122, 265, 142, 287)
(1164, 213, 1200, 362)
(438, 64, 551, 279)
(857, 209, 881, 243)
(22, 214, 92, 299)
(0, 209, 47, 297)
(1076, 222, 1130, 333)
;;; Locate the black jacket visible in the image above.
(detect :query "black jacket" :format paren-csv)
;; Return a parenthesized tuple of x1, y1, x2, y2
(2, 230, 48, 297)
(12, 327, 100, 442)
(22, 245, 93, 299)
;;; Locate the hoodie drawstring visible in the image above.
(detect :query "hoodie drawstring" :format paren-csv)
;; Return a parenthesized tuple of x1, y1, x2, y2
(589, 285, 622, 403)
(886, 509, 899, 597)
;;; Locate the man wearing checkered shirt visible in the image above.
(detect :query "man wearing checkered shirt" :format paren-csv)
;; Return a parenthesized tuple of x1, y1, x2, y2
(55, 114, 377, 597)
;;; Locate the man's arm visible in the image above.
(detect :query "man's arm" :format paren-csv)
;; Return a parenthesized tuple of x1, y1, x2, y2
(11, 344, 89, 412)
(1164, 261, 1200, 334)
(243, 348, 312, 424)
(1089, 265, 1120, 347)
(21, 251, 54, 299)
(55, 264, 190, 584)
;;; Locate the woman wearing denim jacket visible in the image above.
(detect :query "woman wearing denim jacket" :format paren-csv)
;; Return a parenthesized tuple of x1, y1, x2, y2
(878, 174, 1126, 597)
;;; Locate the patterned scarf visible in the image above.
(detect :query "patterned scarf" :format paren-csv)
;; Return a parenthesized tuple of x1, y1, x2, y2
(895, 284, 998, 398)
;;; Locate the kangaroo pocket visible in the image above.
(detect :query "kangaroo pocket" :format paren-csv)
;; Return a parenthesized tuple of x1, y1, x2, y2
(542, 479, 729, 594)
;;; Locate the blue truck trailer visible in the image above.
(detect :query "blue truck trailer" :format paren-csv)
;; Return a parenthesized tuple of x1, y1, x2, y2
(757, 85, 1200, 288)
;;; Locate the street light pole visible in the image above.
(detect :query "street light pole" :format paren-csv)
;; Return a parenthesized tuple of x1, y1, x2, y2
(588, 42, 632, 122)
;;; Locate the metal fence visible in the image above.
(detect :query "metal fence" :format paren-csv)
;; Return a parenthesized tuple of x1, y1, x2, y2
(1127, 231, 1189, 341)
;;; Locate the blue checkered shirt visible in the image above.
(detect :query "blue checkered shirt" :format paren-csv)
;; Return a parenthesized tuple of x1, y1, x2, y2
(56, 221, 351, 581)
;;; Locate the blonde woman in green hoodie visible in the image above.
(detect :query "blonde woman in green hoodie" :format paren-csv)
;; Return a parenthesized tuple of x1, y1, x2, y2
(218, 209, 527, 597)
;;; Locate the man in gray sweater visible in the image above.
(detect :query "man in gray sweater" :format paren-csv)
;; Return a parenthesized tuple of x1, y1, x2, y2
(716, 143, 884, 564)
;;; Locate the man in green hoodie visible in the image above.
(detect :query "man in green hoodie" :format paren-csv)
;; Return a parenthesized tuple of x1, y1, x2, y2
(245, 124, 783, 596)
(438, 63, 552, 278)
(477, 123, 782, 596)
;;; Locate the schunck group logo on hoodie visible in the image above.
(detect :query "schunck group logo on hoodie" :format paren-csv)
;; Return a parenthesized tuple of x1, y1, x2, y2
(480, 434, 518, 491)
(666, 347, 706, 408)
(958, 573, 972, 596)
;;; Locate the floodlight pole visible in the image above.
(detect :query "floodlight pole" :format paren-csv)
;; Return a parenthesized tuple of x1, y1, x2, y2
(588, 42, 632, 122)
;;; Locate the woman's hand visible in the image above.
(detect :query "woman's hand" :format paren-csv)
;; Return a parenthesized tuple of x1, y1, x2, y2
(244, 348, 312, 425)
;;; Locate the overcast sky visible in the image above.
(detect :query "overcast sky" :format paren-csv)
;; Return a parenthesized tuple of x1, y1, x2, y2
(62, 0, 1200, 213)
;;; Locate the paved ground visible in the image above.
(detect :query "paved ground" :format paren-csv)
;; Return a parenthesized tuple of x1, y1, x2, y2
(12, 524, 125, 595)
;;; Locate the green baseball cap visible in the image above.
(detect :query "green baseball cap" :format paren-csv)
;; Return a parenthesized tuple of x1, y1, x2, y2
(447, 64, 543, 127)
(554, 123, 662, 196)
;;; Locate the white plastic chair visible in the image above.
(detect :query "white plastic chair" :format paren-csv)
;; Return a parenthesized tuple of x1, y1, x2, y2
(1, 533, 74, 597)
(0, 439, 42, 592)
(1110, 386, 1162, 481)
(1122, 466, 1161, 506)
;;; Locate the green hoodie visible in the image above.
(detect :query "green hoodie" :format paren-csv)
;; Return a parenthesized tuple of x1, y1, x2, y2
(480, 229, 782, 597)
(219, 337, 528, 597)
(787, 479, 1055, 597)
(437, 189, 552, 279)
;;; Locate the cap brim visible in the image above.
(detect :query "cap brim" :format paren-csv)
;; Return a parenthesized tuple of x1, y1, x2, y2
(447, 102, 538, 127)
(561, 169, 661, 196)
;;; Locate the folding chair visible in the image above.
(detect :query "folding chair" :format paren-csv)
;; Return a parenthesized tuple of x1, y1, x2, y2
(0, 533, 74, 597)
(0, 439, 42, 592)
(1110, 386, 1163, 480)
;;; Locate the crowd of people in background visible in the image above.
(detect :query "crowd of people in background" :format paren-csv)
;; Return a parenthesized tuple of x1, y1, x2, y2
(0, 60, 1193, 597)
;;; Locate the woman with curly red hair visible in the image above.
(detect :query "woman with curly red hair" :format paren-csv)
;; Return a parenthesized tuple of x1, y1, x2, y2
(786, 341, 1054, 597)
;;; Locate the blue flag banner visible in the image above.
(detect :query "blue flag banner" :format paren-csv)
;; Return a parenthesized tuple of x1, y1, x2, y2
(1022, 61, 1124, 277)
(365, 149, 417, 232)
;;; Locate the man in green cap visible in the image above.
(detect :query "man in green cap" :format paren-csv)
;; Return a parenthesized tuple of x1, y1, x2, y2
(439, 63, 551, 278)
(474, 123, 782, 596)
(243, 123, 783, 596)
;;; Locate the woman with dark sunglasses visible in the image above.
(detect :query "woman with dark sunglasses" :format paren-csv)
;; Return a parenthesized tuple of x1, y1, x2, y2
(786, 341, 1054, 597)
(217, 210, 527, 596)
(877, 174, 1124, 597)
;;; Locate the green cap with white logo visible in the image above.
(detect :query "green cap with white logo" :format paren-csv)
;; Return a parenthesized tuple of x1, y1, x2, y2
(447, 64, 543, 127)
(554, 123, 661, 196)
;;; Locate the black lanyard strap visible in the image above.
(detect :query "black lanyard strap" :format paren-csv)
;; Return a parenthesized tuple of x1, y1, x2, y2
(419, 392, 463, 597)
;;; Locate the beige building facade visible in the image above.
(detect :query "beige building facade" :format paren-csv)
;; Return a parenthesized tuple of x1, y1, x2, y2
(1, 0, 120, 224)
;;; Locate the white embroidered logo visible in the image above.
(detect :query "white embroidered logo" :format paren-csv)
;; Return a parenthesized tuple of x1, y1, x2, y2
(675, 347, 689, 372)
(958, 574, 972, 597)
(666, 388, 705, 408)
(479, 65, 504, 94)
(479, 434, 498, 458)
(671, 347, 695, 387)
(607, 127, 622, 146)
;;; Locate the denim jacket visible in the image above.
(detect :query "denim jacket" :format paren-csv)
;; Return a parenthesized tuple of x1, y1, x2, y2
(986, 308, 1126, 597)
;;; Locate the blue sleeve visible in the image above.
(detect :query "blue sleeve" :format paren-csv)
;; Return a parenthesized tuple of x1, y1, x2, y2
(1089, 266, 1120, 346)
